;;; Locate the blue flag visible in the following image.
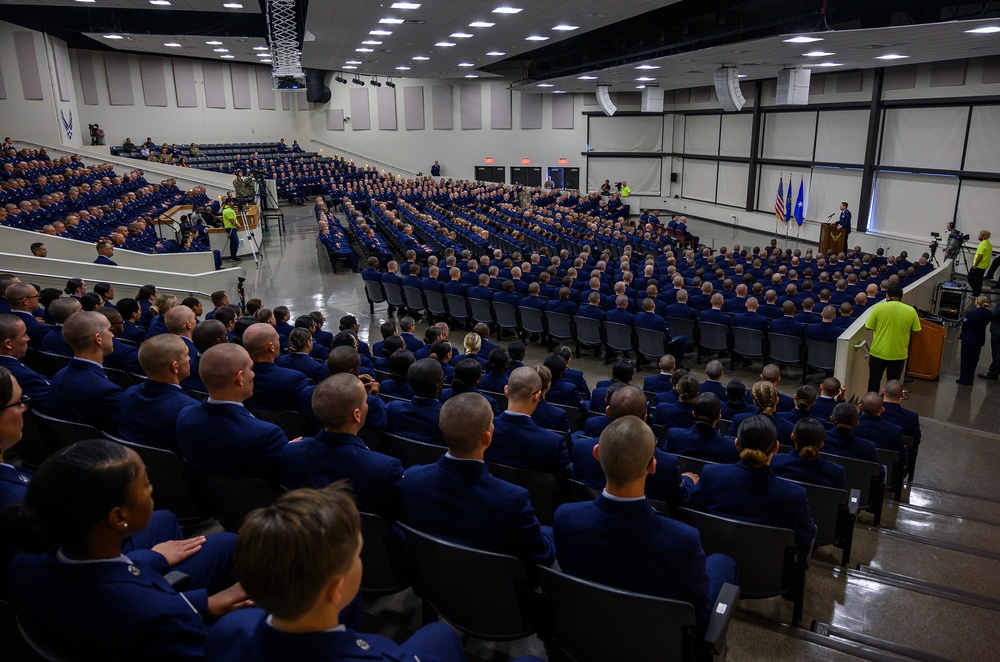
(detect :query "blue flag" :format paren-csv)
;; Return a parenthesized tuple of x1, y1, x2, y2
(785, 174, 793, 223)
(794, 178, 805, 227)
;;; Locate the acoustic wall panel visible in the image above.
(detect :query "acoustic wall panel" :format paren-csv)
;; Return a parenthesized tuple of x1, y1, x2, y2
(983, 56, 1000, 85)
(717, 162, 748, 207)
(520, 92, 542, 129)
(884, 65, 917, 90)
(51, 38, 72, 103)
(139, 58, 168, 107)
(296, 91, 311, 111)
(203, 62, 226, 109)
(460, 84, 481, 130)
(684, 115, 721, 156)
(77, 51, 99, 105)
(13, 32, 43, 100)
(349, 87, 370, 130)
(230, 65, 251, 109)
(835, 71, 863, 93)
(255, 66, 276, 110)
(880, 107, 966, 171)
(432, 85, 453, 129)
(551, 93, 574, 129)
(404, 85, 424, 130)
(326, 108, 345, 131)
(719, 113, 752, 157)
(964, 105, 1000, 173)
(281, 91, 291, 110)
(377, 86, 397, 130)
(681, 159, 718, 202)
(815, 110, 867, 164)
(589, 115, 661, 152)
(762, 111, 814, 160)
(0, 58, 6, 100)
(808, 74, 826, 95)
(583, 92, 599, 106)
(870, 171, 958, 239)
(490, 84, 511, 129)
(172, 60, 197, 108)
(104, 53, 134, 106)
(930, 60, 967, 87)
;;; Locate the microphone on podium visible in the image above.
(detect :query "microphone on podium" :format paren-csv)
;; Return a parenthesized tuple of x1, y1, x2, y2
(826, 213, 835, 221)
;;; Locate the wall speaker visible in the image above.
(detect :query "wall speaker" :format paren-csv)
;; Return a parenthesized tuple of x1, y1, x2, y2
(641, 86, 664, 113)
(596, 85, 617, 117)
(305, 69, 331, 104)
(670, 172, 679, 183)
(776, 67, 811, 105)
(714, 67, 745, 112)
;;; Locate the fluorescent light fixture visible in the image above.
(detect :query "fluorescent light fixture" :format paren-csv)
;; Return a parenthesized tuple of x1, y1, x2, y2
(783, 36, 822, 43)
(356, 48, 374, 52)
(370, 30, 393, 35)
(525, 35, 549, 41)
(343, 65, 357, 70)
(577, 75, 597, 80)
(965, 26, 1000, 34)
(469, 21, 495, 28)
(636, 85, 645, 89)
(379, 18, 405, 24)
(362, 40, 383, 45)
(252, 46, 268, 50)
(206, 40, 223, 45)
(486, 51, 506, 56)
(412, 56, 430, 60)
(223, 2, 242, 8)
(737, 74, 748, 78)
(552, 90, 566, 93)
(75, 0, 96, 3)
(635, 76, 655, 81)
(808, 62, 843, 67)
(213, 48, 229, 52)
(346, 60, 362, 64)
(492, 6, 523, 14)
(635, 64, 660, 70)
(396, 66, 411, 70)
(465, 74, 479, 78)
(149, 0, 170, 5)
(458, 62, 475, 67)
(261, 59, 271, 63)
(164, 42, 182, 47)
(451, 33, 473, 38)
(537, 83, 553, 87)
(220, 55, 235, 59)
(104, 34, 124, 39)
(802, 51, 834, 56)
(391, 2, 421, 8)
(256, 53, 270, 57)
(435, 41, 456, 47)
(552, 25, 578, 31)
(875, 54, 909, 60)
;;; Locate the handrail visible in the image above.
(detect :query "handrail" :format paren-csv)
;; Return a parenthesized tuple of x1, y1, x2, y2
(309, 140, 421, 178)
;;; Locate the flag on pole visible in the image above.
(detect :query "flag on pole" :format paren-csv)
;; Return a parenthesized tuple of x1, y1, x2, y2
(794, 178, 805, 226)
(785, 174, 794, 224)
(775, 176, 785, 222)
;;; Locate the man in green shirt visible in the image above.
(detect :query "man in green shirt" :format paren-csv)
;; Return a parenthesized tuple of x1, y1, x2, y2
(222, 201, 241, 262)
(865, 283, 921, 393)
(969, 230, 992, 297)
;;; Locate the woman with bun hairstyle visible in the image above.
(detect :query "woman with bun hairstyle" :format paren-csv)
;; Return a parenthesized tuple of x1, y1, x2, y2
(732, 380, 794, 445)
(275, 327, 325, 383)
(689, 414, 816, 554)
(778, 384, 826, 427)
(439, 357, 499, 414)
(770, 418, 849, 490)
(821, 402, 885, 482)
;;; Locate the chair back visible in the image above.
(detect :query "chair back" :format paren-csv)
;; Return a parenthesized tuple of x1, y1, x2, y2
(538, 566, 698, 662)
(398, 523, 536, 641)
(423, 290, 448, 318)
(31, 411, 103, 452)
(364, 280, 387, 305)
(17, 616, 77, 662)
(486, 462, 561, 525)
(698, 322, 730, 352)
(385, 432, 447, 468)
(468, 298, 494, 325)
(635, 327, 667, 360)
(104, 367, 138, 390)
(549, 401, 582, 432)
(732, 327, 765, 359)
(544, 311, 573, 341)
(768, 333, 803, 365)
(492, 301, 519, 330)
(672, 453, 717, 476)
(402, 286, 427, 314)
(381, 282, 405, 308)
(198, 474, 282, 532)
(603, 321, 634, 353)
(665, 317, 696, 347)
(12, 410, 52, 469)
(805, 340, 837, 371)
(480, 389, 509, 411)
(445, 294, 470, 321)
(563, 478, 600, 503)
(821, 454, 882, 512)
(517, 306, 546, 335)
(39, 351, 71, 378)
(360, 512, 410, 596)
(247, 407, 314, 440)
(572, 316, 604, 349)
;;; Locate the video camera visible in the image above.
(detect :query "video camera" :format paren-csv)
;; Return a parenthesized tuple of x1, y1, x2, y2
(614, 181, 623, 191)
(88, 123, 105, 146)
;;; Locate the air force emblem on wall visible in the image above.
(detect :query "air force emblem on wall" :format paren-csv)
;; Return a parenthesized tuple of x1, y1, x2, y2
(60, 109, 73, 139)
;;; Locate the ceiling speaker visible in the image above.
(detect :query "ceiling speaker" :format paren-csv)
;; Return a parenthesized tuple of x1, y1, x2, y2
(714, 67, 745, 112)
(776, 67, 811, 105)
(641, 86, 664, 113)
(596, 85, 617, 117)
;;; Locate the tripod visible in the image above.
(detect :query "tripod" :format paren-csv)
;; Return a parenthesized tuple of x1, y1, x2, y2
(238, 208, 262, 266)
(254, 176, 286, 234)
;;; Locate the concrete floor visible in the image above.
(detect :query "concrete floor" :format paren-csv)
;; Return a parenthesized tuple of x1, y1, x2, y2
(230, 206, 1000, 662)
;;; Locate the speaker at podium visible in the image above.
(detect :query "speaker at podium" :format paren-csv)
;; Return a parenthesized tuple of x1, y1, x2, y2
(819, 224, 846, 256)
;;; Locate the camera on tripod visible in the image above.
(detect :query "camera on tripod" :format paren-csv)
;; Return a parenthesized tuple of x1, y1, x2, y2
(88, 123, 105, 146)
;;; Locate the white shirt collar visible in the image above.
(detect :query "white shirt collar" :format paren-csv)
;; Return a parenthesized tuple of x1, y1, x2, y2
(57, 549, 132, 565)
(265, 615, 346, 633)
(503, 410, 530, 418)
(74, 357, 105, 369)
(445, 452, 484, 464)
(206, 397, 244, 407)
(602, 489, 646, 502)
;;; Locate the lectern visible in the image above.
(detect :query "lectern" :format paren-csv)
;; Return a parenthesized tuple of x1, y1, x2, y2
(819, 224, 846, 256)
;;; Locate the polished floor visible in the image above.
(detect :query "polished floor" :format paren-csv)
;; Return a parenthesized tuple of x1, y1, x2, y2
(233, 207, 1000, 661)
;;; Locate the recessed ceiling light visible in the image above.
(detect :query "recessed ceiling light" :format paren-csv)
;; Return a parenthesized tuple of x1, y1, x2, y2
(635, 76, 655, 81)
(104, 34, 124, 39)
(737, 74, 748, 78)
(164, 42, 182, 47)
(802, 51, 834, 57)
(370, 30, 393, 35)
(204, 40, 222, 45)
(149, 0, 170, 5)
(397, 66, 411, 70)
(391, 2, 421, 8)
(552, 90, 566, 94)
(75, 0, 96, 3)
(965, 26, 1000, 34)
(260, 59, 271, 63)
(783, 36, 822, 43)
(451, 33, 473, 38)
(346, 60, 362, 64)
(379, 18, 404, 24)
(875, 54, 909, 60)
(343, 65, 357, 70)
(458, 62, 475, 67)
(493, 6, 523, 14)
(577, 75, 597, 80)
(537, 83, 553, 87)
(469, 21, 495, 28)
(361, 40, 383, 45)
(552, 25, 578, 31)
(220, 55, 235, 59)
(435, 41, 456, 47)
(636, 85, 645, 89)
(253, 46, 268, 50)
(356, 48, 374, 52)
(525, 35, 549, 41)
(412, 56, 429, 60)
(635, 65, 660, 70)
(256, 53, 270, 57)
(465, 74, 479, 78)
(808, 62, 843, 67)
(223, 2, 242, 8)
(486, 51, 506, 56)
(213, 48, 229, 52)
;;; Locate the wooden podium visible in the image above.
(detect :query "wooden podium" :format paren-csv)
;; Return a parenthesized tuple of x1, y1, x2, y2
(819, 224, 846, 256)
(906, 317, 945, 380)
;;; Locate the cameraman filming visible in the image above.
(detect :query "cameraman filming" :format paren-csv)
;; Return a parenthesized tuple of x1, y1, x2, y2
(89, 123, 105, 146)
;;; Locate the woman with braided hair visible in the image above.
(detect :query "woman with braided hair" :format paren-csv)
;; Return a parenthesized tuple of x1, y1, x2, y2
(732, 380, 794, 445)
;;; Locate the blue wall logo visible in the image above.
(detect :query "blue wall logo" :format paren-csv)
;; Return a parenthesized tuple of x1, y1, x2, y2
(60, 109, 73, 139)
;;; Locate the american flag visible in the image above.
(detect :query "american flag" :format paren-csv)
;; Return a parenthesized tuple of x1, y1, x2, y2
(775, 176, 785, 221)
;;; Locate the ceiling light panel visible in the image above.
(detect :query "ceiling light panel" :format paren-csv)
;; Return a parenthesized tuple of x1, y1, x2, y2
(493, 6, 523, 14)
(469, 21, 495, 28)
(783, 36, 822, 43)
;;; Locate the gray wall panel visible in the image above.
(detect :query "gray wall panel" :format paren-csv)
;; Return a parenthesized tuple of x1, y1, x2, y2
(230, 65, 251, 109)
(139, 57, 168, 107)
(520, 92, 542, 130)
(404, 85, 424, 130)
(460, 84, 481, 130)
(77, 51, 99, 105)
(377, 86, 397, 130)
(255, 66, 275, 109)
(51, 38, 71, 103)
(104, 52, 134, 106)
(203, 62, 226, 109)
(836, 71, 863, 93)
(14, 32, 44, 101)
(281, 91, 291, 110)
(0, 56, 6, 100)
(327, 108, 345, 131)
(296, 90, 312, 111)
(432, 85, 453, 130)
(551, 93, 573, 129)
(490, 84, 511, 129)
(884, 65, 917, 90)
(172, 60, 197, 108)
(930, 60, 967, 87)
(350, 87, 370, 130)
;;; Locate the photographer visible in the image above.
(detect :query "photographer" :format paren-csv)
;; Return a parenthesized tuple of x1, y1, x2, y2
(89, 124, 105, 146)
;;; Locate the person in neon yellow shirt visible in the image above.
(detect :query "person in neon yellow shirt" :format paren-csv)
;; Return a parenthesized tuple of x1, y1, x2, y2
(969, 230, 992, 297)
(865, 283, 920, 393)
(222, 200, 241, 263)
(620, 181, 631, 197)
